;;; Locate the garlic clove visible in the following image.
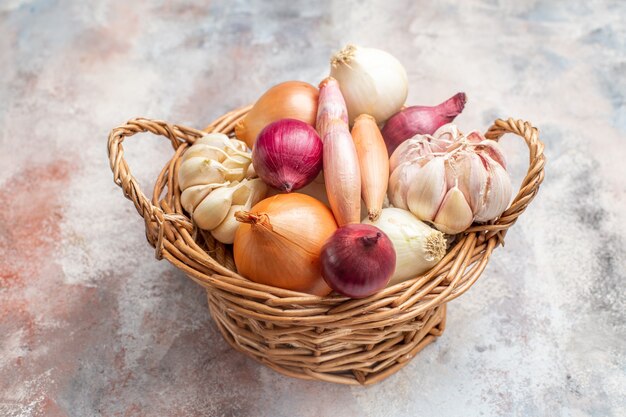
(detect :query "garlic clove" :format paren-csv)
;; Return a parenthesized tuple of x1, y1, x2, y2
(406, 157, 447, 222)
(243, 178, 269, 208)
(433, 185, 474, 234)
(389, 137, 433, 173)
(231, 179, 252, 206)
(431, 123, 460, 152)
(221, 153, 251, 172)
(474, 155, 513, 222)
(246, 162, 257, 179)
(478, 141, 507, 169)
(210, 179, 269, 243)
(466, 153, 490, 213)
(195, 132, 231, 148)
(222, 165, 246, 182)
(193, 183, 241, 230)
(178, 157, 228, 190)
(388, 161, 421, 210)
(446, 151, 489, 213)
(181, 144, 228, 164)
(466, 131, 483, 143)
(444, 156, 459, 192)
(465, 133, 507, 168)
(211, 204, 244, 244)
(180, 182, 228, 214)
(227, 138, 249, 154)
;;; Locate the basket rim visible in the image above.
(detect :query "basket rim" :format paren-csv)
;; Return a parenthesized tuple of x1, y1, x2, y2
(107, 109, 545, 314)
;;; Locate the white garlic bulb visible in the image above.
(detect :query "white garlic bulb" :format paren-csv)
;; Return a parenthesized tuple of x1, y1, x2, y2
(388, 124, 513, 234)
(330, 44, 408, 124)
(177, 134, 268, 242)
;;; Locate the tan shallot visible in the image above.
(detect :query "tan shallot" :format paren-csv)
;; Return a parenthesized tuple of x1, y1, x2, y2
(351, 114, 389, 221)
(322, 120, 361, 226)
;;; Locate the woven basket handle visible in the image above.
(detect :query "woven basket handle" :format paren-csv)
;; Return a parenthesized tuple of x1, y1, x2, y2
(466, 118, 545, 241)
(107, 118, 204, 257)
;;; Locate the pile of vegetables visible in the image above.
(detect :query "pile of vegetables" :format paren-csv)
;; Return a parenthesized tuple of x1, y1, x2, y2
(178, 44, 513, 299)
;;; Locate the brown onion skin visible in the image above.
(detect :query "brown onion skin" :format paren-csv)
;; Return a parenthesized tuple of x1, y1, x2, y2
(252, 119, 323, 193)
(381, 92, 467, 155)
(234, 194, 336, 296)
(321, 224, 396, 298)
(235, 81, 319, 148)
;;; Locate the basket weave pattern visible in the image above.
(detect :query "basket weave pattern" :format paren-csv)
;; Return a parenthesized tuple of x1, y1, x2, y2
(107, 108, 545, 385)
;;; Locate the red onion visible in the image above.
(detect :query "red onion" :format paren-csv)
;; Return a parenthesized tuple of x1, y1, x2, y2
(321, 224, 396, 298)
(381, 92, 467, 155)
(252, 118, 323, 192)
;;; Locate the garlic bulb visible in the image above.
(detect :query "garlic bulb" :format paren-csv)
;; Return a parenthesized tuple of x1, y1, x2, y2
(177, 134, 268, 242)
(330, 44, 408, 124)
(363, 208, 446, 285)
(388, 124, 513, 234)
(178, 133, 251, 189)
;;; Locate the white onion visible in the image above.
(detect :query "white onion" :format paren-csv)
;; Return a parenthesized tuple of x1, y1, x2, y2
(330, 44, 408, 124)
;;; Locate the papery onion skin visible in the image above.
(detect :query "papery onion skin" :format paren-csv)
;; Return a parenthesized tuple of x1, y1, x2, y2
(235, 81, 319, 148)
(233, 193, 336, 296)
(321, 224, 395, 298)
(382, 93, 467, 155)
(252, 119, 323, 193)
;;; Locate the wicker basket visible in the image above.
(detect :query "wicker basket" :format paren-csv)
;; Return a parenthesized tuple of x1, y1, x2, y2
(107, 108, 545, 385)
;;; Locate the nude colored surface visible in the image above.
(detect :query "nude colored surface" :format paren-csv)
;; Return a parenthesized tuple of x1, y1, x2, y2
(1, 1, 625, 416)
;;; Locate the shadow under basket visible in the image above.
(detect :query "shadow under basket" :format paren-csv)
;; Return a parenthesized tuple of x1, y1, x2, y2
(107, 107, 545, 386)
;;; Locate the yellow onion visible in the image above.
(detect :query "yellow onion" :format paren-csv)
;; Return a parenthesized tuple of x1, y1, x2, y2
(235, 81, 319, 148)
(233, 193, 337, 296)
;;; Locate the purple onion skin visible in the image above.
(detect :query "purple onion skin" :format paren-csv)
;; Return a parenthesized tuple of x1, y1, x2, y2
(321, 224, 396, 298)
(382, 92, 467, 155)
(252, 118, 323, 192)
